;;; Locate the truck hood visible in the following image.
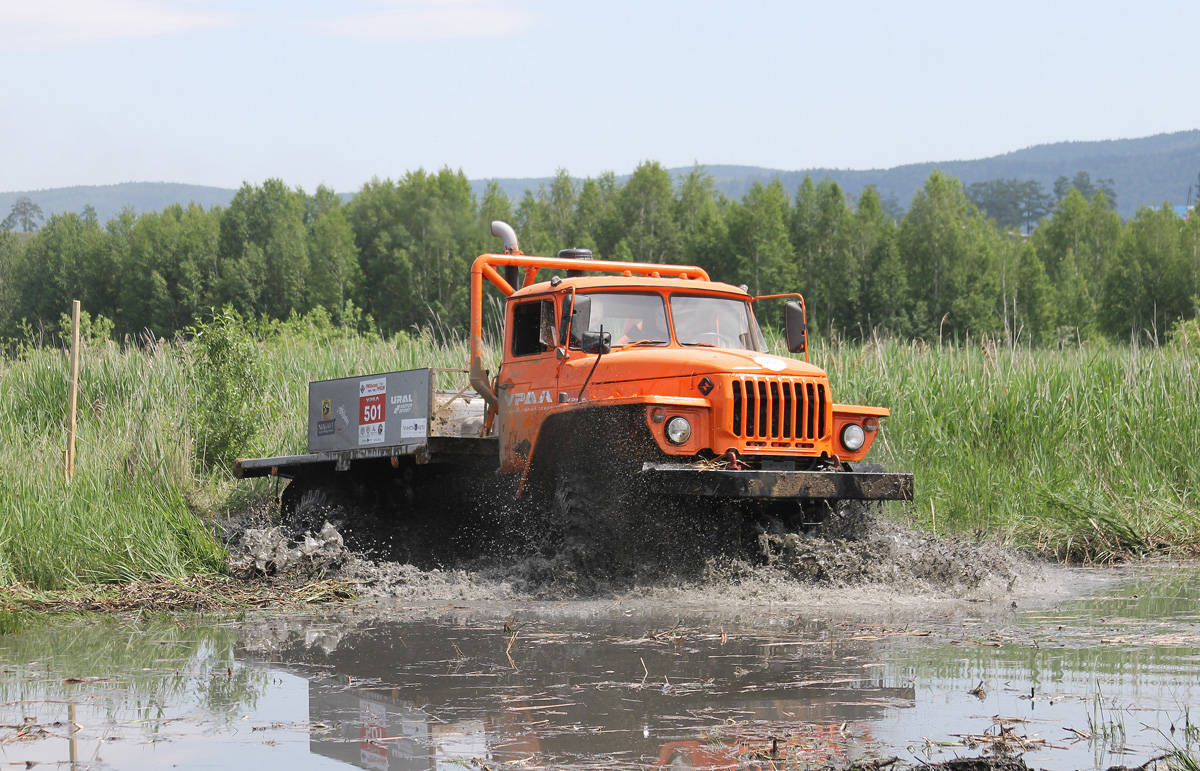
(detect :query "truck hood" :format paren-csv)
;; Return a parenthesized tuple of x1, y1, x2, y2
(583, 346, 827, 386)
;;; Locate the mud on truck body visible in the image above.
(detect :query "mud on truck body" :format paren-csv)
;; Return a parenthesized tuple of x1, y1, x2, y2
(235, 221, 913, 566)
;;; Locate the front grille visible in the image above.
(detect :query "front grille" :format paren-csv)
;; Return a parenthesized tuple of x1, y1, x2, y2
(730, 377, 828, 441)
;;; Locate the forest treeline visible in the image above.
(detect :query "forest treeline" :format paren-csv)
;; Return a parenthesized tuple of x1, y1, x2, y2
(0, 161, 1197, 350)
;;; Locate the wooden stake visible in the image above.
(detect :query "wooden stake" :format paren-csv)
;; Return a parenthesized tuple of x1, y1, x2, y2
(66, 300, 81, 483)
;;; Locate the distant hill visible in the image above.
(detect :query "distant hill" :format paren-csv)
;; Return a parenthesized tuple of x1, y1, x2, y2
(3, 131, 1198, 224)
(0, 183, 237, 228)
(474, 130, 1200, 220)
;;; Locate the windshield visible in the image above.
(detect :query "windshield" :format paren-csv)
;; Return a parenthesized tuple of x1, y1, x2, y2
(580, 292, 670, 347)
(671, 295, 764, 351)
(573, 291, 765, 351)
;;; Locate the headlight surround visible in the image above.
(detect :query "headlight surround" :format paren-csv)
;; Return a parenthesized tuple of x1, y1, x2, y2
(841, 423, 866, 452)
(665, 416, 692, 445)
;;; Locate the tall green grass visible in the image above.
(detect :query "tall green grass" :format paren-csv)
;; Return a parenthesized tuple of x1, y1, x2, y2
(2, 315, 1196, 590)
(0, 320, 484, 590)
(0, 341, 224, 588)
(819, 337, 1200, 561)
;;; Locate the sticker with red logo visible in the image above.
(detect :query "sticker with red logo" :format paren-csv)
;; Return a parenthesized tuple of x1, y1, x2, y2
(358, 377, 386, 445)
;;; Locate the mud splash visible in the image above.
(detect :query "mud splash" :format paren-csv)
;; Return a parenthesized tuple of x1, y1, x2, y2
(228, 501, 1037, 606)
(754, 505, 1024, 593)
(228, 523, 350, 576)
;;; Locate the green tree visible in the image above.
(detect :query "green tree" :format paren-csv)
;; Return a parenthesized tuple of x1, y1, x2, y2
(1053, 171, 1117, 210)
(791, 175, 826, 305)
(674, 166, 733, 281)
(187, 307, 267, 469)
(809, 179, 854, 336)
(306, 185, 362, 323)
(13, 212, 117, 330)
(0, 230, 21, 339)
(514, 187, 552, 257)
(121, 203, 220, 337)
(966, 178, 1052, 233)
(996, 235, 1055, 345)
(346, 177, 414, 333)
(544, 168, 578, 249)
(1052, 248, 1096, 342)
(1035, 187, 1122, 292)
(573, 173, 618, 255)
(1179, 208, 1200, 314)
(1100, 204, 1187, 342)
(408, 167, 477, 326)
(1, 197, 44, 233)
(674, 164, 716, 238)
(850, 186, 909, 337)
(478, 181, 514, 242)
(899, 171, 999, 340)
(345, 168, 476, 333)
(611, 161, 680, 263)
(219, 179, 310, 319)
(727, 180, 792, 297)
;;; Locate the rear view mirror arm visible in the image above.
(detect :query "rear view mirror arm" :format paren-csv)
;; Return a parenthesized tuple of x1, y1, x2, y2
(577, 326, 606, 403)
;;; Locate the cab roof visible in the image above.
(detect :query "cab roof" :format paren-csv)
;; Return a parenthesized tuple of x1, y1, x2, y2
(510, 274, 750, 298)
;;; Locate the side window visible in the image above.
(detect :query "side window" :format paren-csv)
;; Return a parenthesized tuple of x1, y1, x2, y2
(510, 300, 554, 356)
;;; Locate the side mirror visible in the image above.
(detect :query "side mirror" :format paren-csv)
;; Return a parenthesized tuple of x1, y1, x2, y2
(580, 330, 611, 355)
(784, 300, 807, 354)
(569, 294, 592, 347)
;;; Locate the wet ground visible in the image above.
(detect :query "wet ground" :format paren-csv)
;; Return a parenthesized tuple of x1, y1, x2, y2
(2, 560, 1199, 770)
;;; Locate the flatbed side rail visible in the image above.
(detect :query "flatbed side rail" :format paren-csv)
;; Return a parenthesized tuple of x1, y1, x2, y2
(235, 436, 497, 479)
(640, 462, 914, 501)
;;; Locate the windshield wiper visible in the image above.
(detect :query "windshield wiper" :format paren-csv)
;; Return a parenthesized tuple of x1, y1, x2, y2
(680, 342, 718, 348)
(615, 339, 668, 349)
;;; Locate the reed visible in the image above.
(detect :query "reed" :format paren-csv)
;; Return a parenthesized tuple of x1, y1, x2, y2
(0, 341, 224, 588)
(819, 336, 1200, 560)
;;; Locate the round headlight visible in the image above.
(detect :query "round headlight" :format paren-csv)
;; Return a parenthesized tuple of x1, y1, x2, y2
(841, 423, 866, 452)
(665, 416, 692, 445)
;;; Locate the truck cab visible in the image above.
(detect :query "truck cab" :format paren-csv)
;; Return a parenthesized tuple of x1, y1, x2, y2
(487, 262, 887, 479)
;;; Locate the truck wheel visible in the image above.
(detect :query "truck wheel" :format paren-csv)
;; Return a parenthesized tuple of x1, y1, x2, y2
(554, 465, 611, 565)
(286, 487, 349, 536)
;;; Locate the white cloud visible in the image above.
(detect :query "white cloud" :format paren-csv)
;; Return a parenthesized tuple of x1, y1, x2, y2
(320, 0, 539, 41)
(0, 0, 238, 50)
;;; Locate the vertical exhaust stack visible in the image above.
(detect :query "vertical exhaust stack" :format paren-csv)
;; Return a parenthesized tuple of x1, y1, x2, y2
(491, 221, 522, 288)
(491, 220, 520, 254)
(559, 248, 593, 278)
(471, 221, 523, 411)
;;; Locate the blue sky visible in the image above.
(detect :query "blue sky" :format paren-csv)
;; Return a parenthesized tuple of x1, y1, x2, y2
(2, 0, 1198, 193)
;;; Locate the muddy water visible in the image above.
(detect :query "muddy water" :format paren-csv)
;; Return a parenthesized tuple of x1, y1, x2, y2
(2, 564, 1199, 770)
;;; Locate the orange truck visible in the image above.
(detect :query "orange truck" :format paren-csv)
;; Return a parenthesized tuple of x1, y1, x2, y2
(235, 221, 912, 560)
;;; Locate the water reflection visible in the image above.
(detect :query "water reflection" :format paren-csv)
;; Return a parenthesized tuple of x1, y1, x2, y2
(1, 565, 1198, 770)
(249, 613, 915, 770)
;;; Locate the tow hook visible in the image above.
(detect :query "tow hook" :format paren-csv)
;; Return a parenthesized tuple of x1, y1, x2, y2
(723, 449, 744, 470)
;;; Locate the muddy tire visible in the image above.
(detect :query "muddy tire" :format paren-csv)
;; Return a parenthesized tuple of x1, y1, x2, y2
(285, 486, 350, 537)
(554, 464, 619, 570)
(815, 499, 876, 540)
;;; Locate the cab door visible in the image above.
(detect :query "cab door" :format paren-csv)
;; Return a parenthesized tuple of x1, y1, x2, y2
(496, 294, 560, 473)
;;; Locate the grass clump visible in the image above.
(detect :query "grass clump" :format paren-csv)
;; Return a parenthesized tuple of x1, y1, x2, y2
(822, 337, 1200, 560)
(188, 307, 268, 469)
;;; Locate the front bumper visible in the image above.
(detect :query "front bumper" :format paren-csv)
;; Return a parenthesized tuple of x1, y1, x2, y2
(640, 462, 914, 501)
